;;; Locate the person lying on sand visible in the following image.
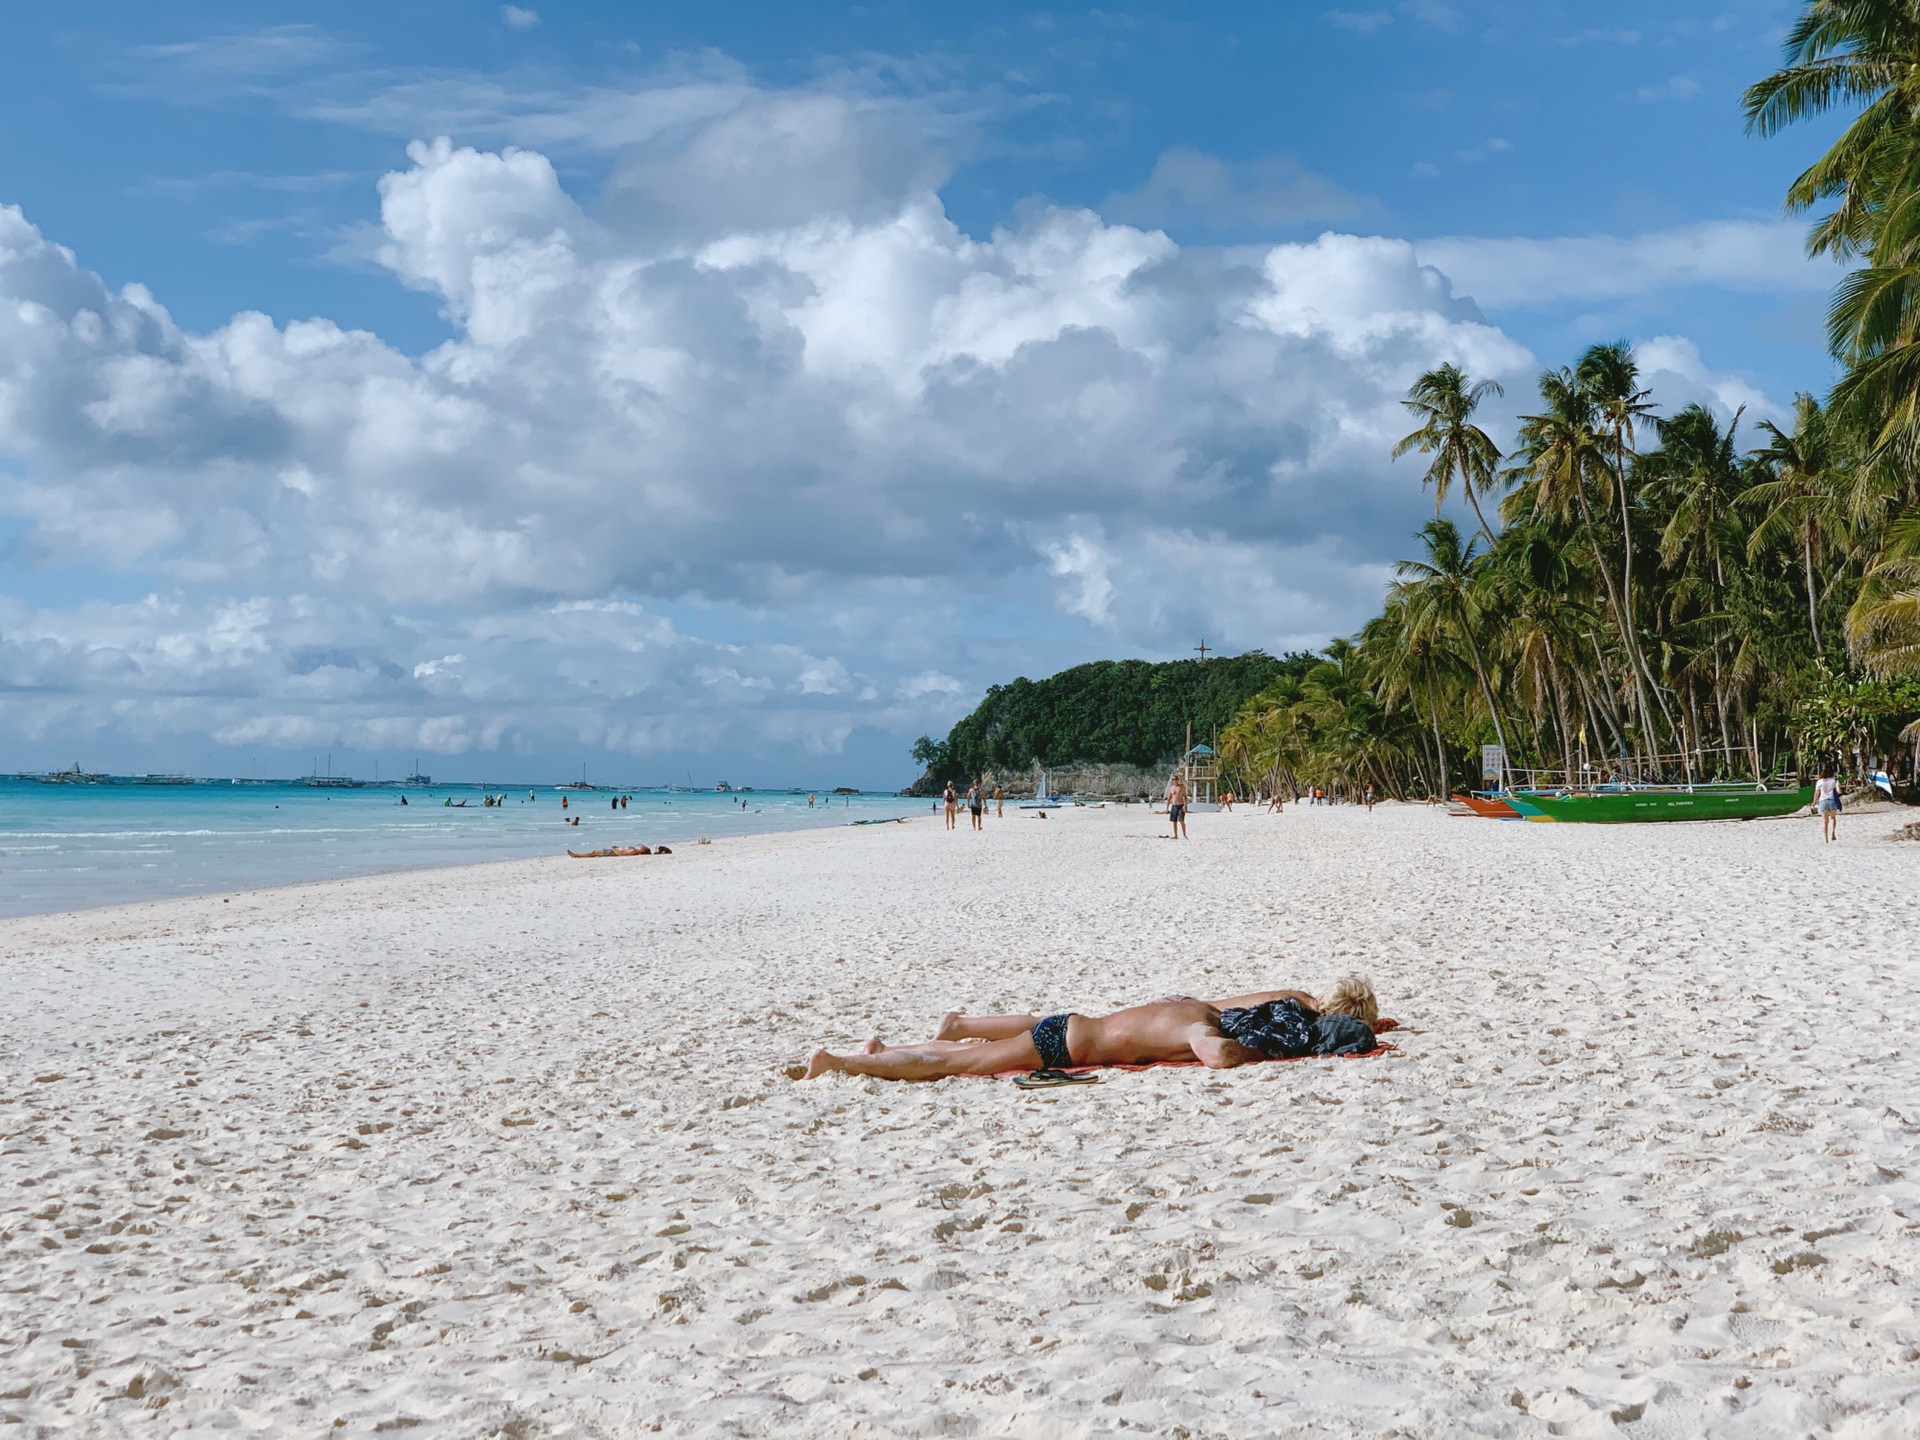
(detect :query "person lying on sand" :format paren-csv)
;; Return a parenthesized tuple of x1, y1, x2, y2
(567, 844, 671, 857)
(802, 977, 1377, 1081)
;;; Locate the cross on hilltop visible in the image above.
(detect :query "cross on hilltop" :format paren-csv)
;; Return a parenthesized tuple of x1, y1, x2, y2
(1194, 640, 1211, 661)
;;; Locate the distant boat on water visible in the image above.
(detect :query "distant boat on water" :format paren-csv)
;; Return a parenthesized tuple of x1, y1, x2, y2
(299, 754, 361, 788)
(133, 774, 194, 785)
(715, 781, 734, 793)
(24, 764, 109, 784)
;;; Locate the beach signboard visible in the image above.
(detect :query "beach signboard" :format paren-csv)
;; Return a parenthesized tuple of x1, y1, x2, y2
(1480, 744, 1506, 791)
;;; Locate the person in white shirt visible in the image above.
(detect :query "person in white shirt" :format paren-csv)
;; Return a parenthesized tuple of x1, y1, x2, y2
(1814, 765, 1842, 843)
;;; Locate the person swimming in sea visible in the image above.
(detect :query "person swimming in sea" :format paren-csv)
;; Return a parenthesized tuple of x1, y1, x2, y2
(801, 978, 1377, 1081)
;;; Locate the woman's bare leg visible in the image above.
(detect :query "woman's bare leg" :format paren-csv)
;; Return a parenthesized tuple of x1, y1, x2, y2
(864, 1037, 999, 1056)
(804, 1031, 1042, 1081)
(864, 1013, 1039, 1051)
(934, 1012, 1040, 1041)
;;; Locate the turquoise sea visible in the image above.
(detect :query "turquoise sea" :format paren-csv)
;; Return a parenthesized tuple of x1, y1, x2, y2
(0, 780, 925, 919)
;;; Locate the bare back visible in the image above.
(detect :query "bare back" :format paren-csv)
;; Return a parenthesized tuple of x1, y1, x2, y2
(1066, 1001, 1221, 1066)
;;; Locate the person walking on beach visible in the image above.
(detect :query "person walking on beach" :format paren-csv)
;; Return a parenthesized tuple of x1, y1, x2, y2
(943, 781, 958, 830)
(1815, 765, 1842, 843)
(1364, 783, 1375, 812)
(994, 784, 1004, 818)
(1166, 772, 1189, 839)
(967, 781, 984, 831)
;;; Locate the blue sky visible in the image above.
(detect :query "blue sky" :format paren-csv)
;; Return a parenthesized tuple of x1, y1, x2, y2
(0, 1, 1849, 784)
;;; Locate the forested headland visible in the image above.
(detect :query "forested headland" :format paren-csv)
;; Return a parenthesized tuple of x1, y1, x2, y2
(906, 653, 1311, 795)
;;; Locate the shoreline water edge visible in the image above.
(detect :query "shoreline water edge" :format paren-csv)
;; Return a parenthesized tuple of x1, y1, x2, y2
(0, 779, 922, 919)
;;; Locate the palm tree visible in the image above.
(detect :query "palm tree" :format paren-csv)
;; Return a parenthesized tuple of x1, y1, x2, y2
(1392, 518, 1510, 759)
(1218, 674, 1308, 799)
(1575, 342, 1675, 741)
(1742, 0, 1920, 262)
(1486, 522, 1599, 785)
(1628, 405, 1756, 777)
(1509, 367, 1666, 758)
(1746, 393, 1845, 652)
(1393, 364, 1506, 542)
(1651, 404, 1746, 593)
(1745, 5, 1920, 463)
(1370, 595, 1470, 795)
(1847, 509, 1920, 676)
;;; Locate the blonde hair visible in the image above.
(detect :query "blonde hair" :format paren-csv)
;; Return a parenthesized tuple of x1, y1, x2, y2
(1317, 976, 1378, 1025)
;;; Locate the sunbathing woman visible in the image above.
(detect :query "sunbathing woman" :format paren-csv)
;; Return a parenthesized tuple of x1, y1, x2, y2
(801, 977, 1376, 1081)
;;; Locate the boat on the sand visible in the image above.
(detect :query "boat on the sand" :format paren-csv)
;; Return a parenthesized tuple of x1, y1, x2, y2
(1453, 792, 1524, 820)
(1503, 784, 1812, 823)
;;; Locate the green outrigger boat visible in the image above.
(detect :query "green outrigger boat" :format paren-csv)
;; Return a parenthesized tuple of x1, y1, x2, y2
(1504, 784, 1813, 823)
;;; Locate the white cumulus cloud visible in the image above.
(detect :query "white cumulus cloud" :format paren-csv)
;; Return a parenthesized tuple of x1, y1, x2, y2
(1415, 220, 1835, 308)
(0, 79, 1787, 776)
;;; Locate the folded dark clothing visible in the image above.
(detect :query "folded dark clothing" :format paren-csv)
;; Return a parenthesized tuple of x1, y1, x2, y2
(1217, 999, 1316, 1058)
(1310, 1013, 1377, 1056)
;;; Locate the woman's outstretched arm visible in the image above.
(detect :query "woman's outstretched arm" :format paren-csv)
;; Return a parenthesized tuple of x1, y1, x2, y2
(1205, 988, 1315, 1010)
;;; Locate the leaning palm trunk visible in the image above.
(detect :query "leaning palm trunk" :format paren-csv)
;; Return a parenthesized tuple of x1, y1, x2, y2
(1580, 633, 1633, 772)
(1457, 613, 1511, 763)
(1712, 649, 1735, 778)
(1544, 637, 1577, 785)
(1457, 451, 1496, 544)
(1427, 690, 1449, 795)
(1805, 518, 1823, 653)
(1611, 436, 1671, 739)
(1569, 477, 1661, 766)
(1602, 403, 1677, 756)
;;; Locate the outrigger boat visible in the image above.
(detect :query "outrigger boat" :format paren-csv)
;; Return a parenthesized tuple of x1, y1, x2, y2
(1448, 745, 1816, 823)
(1502, 782, 1812, 823)
(1453, 792, 1524, 820)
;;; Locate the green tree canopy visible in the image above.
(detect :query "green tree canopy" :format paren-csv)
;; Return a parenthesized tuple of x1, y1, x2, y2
(908, 652, 1313, 792)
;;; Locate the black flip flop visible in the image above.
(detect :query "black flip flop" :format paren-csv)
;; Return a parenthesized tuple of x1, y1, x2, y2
(1014, 1069, 1099, 1089)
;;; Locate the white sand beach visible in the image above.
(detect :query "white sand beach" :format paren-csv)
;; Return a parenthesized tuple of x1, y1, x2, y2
(4, 802, 1919, 1438)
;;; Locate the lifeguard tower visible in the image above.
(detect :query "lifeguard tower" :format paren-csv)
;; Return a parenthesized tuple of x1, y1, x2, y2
(1181, 742, 1218, 805)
